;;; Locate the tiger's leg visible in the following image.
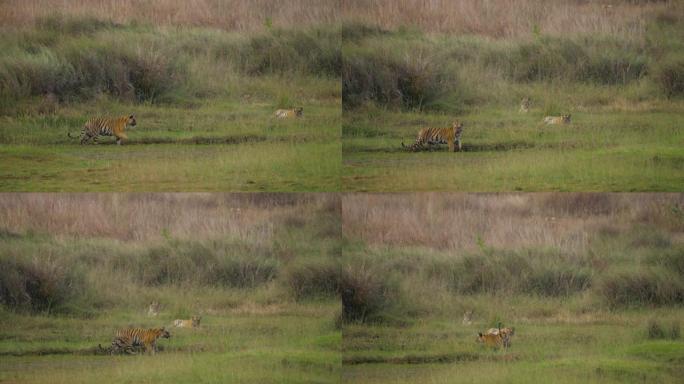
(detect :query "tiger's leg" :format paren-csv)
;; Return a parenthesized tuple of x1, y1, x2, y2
(448, 140, 455, 152)
(456, 138, 462, 152)
(115, 133, 128, 146)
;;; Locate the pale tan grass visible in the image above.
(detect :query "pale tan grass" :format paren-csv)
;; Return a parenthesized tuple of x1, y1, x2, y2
(0, 193, 335, 241)
(342, 0, 677, 40)
(0, 0, 340, 30)
(342, 193, 684, 254)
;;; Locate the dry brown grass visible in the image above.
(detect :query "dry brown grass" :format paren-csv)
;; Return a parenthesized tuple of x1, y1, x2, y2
(0, 0, 340, 30)
(342, 193, 684, 253)
(0, 193, 336, 241)
(342, 0, 676, 39)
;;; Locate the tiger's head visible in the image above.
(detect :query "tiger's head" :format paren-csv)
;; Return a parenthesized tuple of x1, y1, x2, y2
(561, 114, 571, 123)
(191, 316, 201, 327)
(452, 121, 463, 132)
(294, 107, 303, 117)
(127, 114, 137, 127)
(159, 327, 171, 339)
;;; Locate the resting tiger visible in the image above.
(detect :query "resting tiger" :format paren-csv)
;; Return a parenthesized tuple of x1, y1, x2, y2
(174, 316, 201, 328)
(402, 121, 464, 152)
(274, 107, 303, 119)
(110, 327, 170, 355)
(68, 114, 137, 145)
(543, 114, 571, 125)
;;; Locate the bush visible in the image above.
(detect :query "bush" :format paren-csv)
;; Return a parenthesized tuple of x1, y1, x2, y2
(284, 260, 340, 301)
(653, 56, 684, 98)
(0, 256, 85, 314)
(598, 270, 684, 308)
(340, 265, 401, 323)
(647, 319, 681, 339)
(342, 46, 469, 111)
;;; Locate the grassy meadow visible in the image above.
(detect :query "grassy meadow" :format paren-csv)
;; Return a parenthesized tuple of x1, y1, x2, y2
(0, 1, 341, 191)
(341, 193, 684, 383)
(0, 194, 341, 383)
(342, 1, 684, 192)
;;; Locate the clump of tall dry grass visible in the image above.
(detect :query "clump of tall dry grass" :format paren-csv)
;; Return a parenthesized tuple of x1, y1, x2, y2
(342, 193, 684, 254)
(0, 193, 336, 242)
(341, 0, 675, 40)
(0, 0, 340, 31)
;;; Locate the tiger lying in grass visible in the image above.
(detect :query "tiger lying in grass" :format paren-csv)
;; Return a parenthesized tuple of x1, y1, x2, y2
(543, 114, 571, 125)
(174, 316, 201, 328)
(274, 107, 303, 119)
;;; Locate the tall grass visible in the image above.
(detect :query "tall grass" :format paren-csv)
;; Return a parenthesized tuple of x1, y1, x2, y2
(0, 0, 340, 31)
(342, 194, 684, 323)
(341, 0, 674, 39)
(0, 194, 341, 315)
(0, 18, 340, 114)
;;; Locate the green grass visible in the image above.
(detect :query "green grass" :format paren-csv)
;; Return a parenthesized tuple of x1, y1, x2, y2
(0, 304, 340, 384)
(342, 310, 684, 384)
(0, 91, 341, 191)
(342, 105, 684, 192)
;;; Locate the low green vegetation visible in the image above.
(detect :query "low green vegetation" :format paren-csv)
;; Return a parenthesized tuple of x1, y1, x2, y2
(0, 194, 341, 383)
(342, 11, 684, 192)
(0, 17, 341, 191)
(341, 194, 684, 383)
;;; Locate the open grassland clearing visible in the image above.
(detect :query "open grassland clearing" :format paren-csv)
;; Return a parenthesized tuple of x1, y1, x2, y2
(341, 193, 684, 383)
(0, 11, 341, 191)
(0, 194, 341, 383)
(342, 1, 684, 192)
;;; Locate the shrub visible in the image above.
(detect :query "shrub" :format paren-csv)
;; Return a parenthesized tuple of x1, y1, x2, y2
(342, 46, 469, 111)
(598, 270, 684, 308)
(340, 265, 400, 323)
(285, 260, 340, 301)
(0, 256, 86, 314)
(653, 56, 684, 98)
(648, 319, 681, 340)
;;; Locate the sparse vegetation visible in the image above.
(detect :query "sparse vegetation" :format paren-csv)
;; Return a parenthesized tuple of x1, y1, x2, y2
(342, 1, 684, 192)
(0, 194, 340, 383)
(342, 193, 684, 383)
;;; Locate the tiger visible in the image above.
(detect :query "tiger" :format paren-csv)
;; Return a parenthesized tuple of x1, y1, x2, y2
(543, 114, 571, 125)
(274, 107, 303, 119)
(110, 327, 170, 355)
(519, 97, 531, 113)
(462, 310, 474, 325)
(173, 316, 201, 328)
(486, 327, 515, 348)
(147, 301, 161, 317)
(476, 332, 507, 349)
(68, 114, 137, 145)
(402, 121, 464, 152)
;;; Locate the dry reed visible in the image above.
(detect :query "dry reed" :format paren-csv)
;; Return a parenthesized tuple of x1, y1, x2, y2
(0, 0, 340, 30)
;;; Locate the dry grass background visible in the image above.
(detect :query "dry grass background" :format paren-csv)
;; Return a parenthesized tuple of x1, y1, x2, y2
(342, 0, 676, 39)
(0, 193, 336, 241)
(0, 0, 340, 30)
(343, 193, 684, 253)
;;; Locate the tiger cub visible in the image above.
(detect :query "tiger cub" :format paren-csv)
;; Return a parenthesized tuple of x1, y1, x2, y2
(147, 301, 161, 317)
(486, 327, 515, 348)
(476, 332, 507, 349)
(110, 327, 170, 355)
(519, 97, 531, 113)
(173, 316, 201, 328)
(543, 114, 571, 125)
(402, 121, 464, 152)
(274, 107, 303, 119)
(68, 114, 137, 145)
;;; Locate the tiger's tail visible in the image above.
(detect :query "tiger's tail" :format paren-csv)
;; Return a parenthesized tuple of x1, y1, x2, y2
(402, 140, 421, 152)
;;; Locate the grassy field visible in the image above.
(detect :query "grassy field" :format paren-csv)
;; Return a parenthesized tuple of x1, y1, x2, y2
(0, 194, 341, 383)
(342, 1, 684, 192)
(341, 193, 684, 383)
(0, 8, 341, 192)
